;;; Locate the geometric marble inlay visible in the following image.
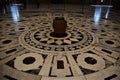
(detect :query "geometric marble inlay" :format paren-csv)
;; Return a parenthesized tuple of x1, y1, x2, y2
(0, 8, 120, 80)
(14, 53, 43, 71)
(19, 26, 97, 54)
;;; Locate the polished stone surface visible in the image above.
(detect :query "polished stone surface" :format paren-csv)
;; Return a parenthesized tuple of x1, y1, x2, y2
(0, 4, 120, 80)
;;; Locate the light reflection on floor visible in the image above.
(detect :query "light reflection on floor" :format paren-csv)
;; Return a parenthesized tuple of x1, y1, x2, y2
(10, 4, 20, 22)
(94, 6, 102, 25)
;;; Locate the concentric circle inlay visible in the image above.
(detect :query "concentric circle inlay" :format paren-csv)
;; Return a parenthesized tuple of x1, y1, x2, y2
(0, 11, 120, 80)
(19, 26, 97, 54)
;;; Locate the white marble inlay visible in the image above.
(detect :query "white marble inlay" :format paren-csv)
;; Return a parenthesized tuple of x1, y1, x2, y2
(15, 53, 43, 71)
(77, 53, 105, 71)
(51, 55, 71, 77)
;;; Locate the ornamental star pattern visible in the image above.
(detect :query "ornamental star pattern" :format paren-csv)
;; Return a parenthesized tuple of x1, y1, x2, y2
(34, 27, 83, 45)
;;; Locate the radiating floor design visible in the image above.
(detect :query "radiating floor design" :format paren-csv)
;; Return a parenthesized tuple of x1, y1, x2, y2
(0, 4, 120, 80)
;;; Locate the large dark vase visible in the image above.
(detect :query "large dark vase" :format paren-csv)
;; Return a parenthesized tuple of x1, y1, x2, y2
(52, 17, 67, 37)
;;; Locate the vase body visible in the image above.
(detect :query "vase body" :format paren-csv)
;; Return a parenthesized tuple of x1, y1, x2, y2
(52, 17, 67, 37)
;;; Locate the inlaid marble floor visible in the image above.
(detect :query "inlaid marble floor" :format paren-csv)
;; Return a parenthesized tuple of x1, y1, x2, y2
(0, 4, 120, 80)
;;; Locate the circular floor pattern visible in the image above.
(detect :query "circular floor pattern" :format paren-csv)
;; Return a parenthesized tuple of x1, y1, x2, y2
(14, 53, 43, 71)
(0, 12, 120, 80)
(19, 26, 97, 54)
(100, 38, 120, 48)
(0, 38, 18, 48)
(77, 53, 105, 71)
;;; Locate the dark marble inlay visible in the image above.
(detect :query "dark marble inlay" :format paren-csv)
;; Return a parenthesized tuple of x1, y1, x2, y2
(72, 55, 78, 61)
(43, 22, 48, 24)
(101, 34, 107, 36)
(57, 60, 64, 69)
(85, 57, 97, 65)
(23, 57, 36, 64)
(101, 30, 105, 32)
(9, 33, 16, 35)
(42, 54, 47, 59)
(113, 28, 119, 30)
(105, 40, 114, 44)
(80, 66, 95, 75)
(25, 69, 40, 75)
(102, 49, 112, 54)
(92, 29, 97, 31)
(6, 59, 15, 68)
(6, 24, 11, 26)
(19, 28, 25, 30)
(3, 40, 12, 44)
(105, 25, 110, 27)
(105, 74, 117, 80)
(6, 49, 17, 54)
(4, 75, 17, 80)
(81, 25, 85, 27)
(87, 51, 96, 54)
